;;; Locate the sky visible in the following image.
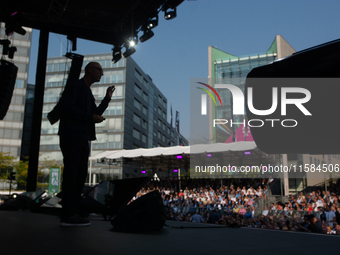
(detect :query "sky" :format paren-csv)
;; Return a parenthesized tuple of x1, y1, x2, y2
(27, 0, 340, 141)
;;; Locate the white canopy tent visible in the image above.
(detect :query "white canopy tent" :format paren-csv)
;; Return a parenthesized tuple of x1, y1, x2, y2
(89, 142, 258, 161)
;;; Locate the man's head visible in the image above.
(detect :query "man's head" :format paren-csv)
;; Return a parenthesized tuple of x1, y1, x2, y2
(84, 62, 103, 86)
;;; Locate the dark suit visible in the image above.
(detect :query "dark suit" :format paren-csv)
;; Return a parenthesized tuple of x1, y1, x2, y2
(58, 78, 110, 218)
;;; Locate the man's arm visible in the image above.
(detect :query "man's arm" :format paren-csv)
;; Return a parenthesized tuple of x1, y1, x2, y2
(95, 86, 115, 116)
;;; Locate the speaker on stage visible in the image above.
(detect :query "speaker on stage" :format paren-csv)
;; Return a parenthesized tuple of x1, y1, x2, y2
(0, 60, 18, 120)
(111, 190, 166, 232)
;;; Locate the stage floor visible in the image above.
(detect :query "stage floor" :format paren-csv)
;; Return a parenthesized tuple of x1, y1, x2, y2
(0, 211, 338, 255)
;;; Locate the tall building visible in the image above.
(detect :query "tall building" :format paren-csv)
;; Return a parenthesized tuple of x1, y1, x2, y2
(208, 35, 340, 192)
(0, 23, 32, 158)
(208, 35, 295, 143)
(40, 53, 187, 181)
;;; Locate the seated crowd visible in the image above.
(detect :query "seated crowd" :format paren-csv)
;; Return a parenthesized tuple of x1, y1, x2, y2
(133, 178, 340, 235)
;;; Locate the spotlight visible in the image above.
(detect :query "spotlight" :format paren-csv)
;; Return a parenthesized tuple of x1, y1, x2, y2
(146, 15, 158, 30)
(141, 170, 146, 174)
(5, 22, 26, 36)
(244, 151, 251, 155)
(176, 155, 182, 159)
(0, 39, 11, 55)
(123, 46, 136, 58)
(164, 7, 177, 20)
(207, 154, 212, 157)
(140, 29, 154, 43)
(8, 47, 17, 59)
(173, 169, 178, 172)
(129, 34, 138, 47)
(112, 46, 122, 63)
(123, 47, 136, 58)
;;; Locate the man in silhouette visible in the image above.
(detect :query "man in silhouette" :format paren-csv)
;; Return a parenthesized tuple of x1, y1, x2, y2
(59, 62, 115, 227)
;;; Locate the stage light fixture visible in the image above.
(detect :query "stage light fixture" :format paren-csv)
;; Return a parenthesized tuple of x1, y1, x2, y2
(112, 46, 122, 63)
(164, 7, 177, 20)
(5, 24, 26, 36)
(8, 47, 17, 59)
(128, 34, 138, 47)
(123, 46, 136, 58)
(140, 29, 154, 43)
(146, 15, 158, 30)
(0, 39, 11, 55)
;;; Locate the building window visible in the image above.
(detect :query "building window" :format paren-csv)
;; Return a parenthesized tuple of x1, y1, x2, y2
(134, 98, 141, 110)
(142, 134, 147, 143)
(134, 84, 142, 95)
(143, 92, 148, 102)
(133, 114, 141, 125)
(133, 129, 140, 140)
(142, 119, 147, 129)
(142, 106, 148, 115)
(142, 78, 148, 88)
(135, 70, 142, 82)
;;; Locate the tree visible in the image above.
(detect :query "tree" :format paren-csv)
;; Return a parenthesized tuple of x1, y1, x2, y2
(0, 152, 16, 180)
(14, 160, 29, 190)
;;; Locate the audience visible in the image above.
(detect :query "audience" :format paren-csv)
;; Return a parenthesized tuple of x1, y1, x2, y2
(132, 178, 340, 235)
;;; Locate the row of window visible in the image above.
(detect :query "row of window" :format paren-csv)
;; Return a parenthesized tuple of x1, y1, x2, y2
(3, 111, 24, 122)
(0, 145, 20, 157)
(134, 83, 167, 110)
(43, 85, 124, 103)
(134, 98, 166, 120)
(0, 128, 22, 139)
(46, 58, 124, 73)
(135, 70, 148, 88)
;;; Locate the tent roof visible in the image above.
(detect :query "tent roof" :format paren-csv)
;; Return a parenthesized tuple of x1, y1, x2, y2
(90, 142, 257, 160)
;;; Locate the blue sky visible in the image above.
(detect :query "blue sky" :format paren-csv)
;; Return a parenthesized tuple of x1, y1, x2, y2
(28, 0, 340, 141)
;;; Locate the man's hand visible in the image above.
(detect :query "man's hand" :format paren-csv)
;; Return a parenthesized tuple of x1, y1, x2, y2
(93, 114, 105, 123)
(105, 86, 116, 99)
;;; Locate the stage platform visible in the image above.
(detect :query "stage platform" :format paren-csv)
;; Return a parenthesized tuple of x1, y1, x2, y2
(0, 211, 338, 255)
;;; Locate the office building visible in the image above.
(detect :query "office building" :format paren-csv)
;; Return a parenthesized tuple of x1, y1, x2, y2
(0, 23, 32, 158)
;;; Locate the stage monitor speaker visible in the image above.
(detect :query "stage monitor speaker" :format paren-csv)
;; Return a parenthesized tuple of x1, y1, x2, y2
(0, 60, 18, 120)
(111, 190, 166, 232)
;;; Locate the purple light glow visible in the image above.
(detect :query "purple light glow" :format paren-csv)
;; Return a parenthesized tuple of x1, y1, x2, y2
(11, 12, 18, 16)
(173, 169, 178, 172)
(177, 155, 182, 159)
(207, 154, 212, 157)
(244, 151, 251, 155)
(141, 170, 146, 174)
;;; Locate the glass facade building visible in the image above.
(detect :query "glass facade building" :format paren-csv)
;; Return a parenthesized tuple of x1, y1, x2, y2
(0, 23, 32, 157)
(208, 35, 295, 143)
